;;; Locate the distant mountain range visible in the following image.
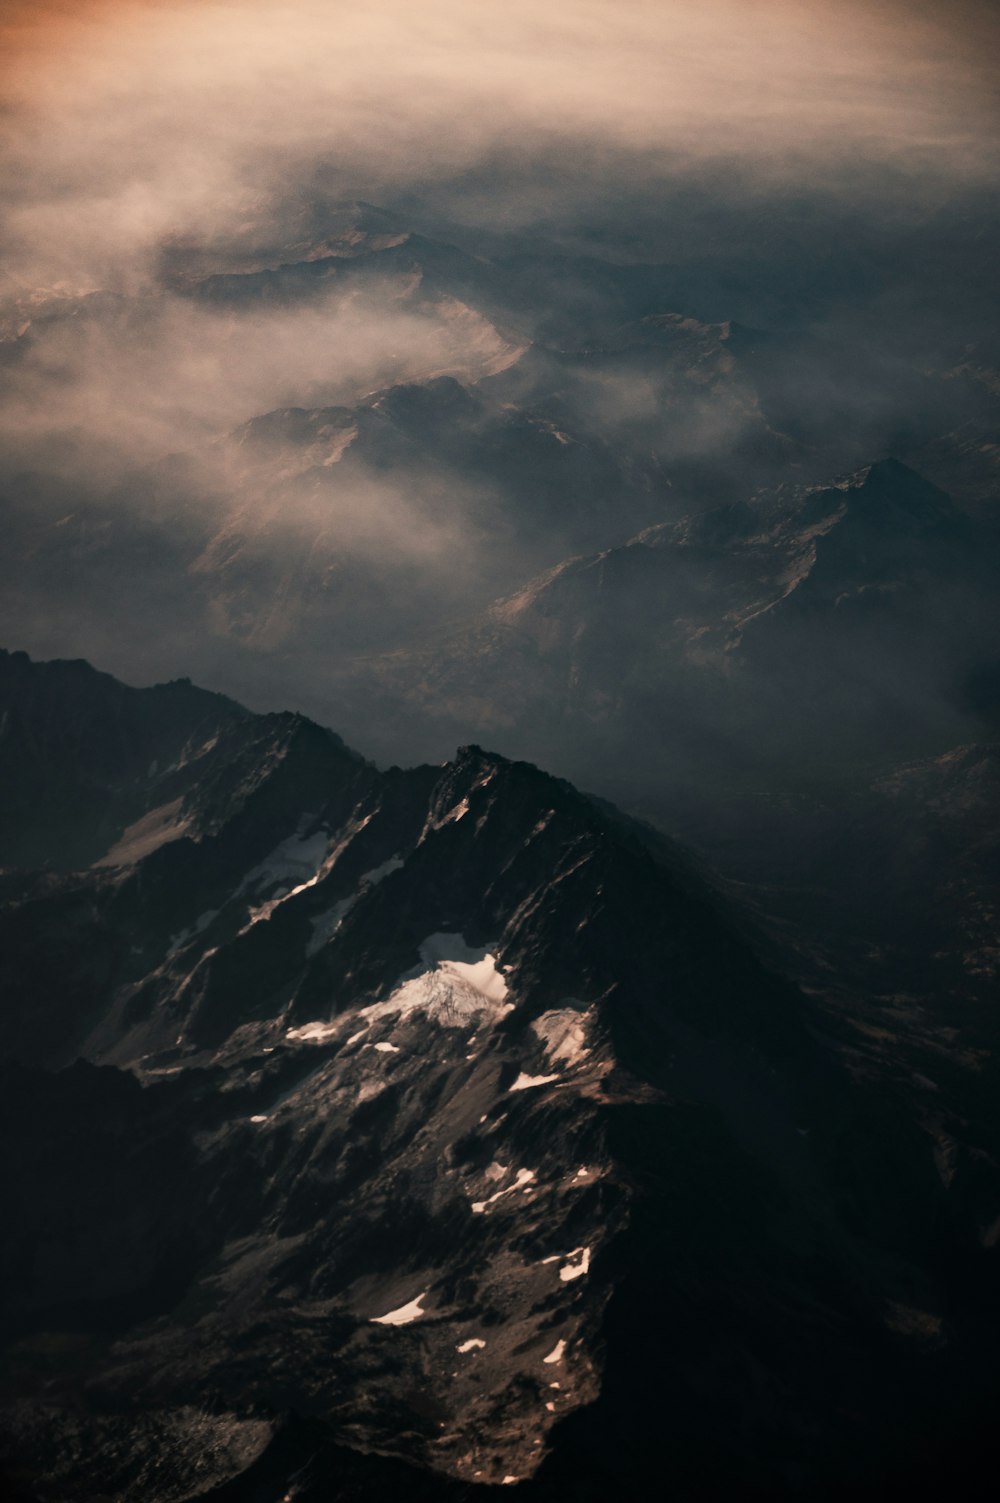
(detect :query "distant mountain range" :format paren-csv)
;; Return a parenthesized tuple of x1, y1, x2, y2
(3, 197, 999, 732)
(321, 457, 1000, 794)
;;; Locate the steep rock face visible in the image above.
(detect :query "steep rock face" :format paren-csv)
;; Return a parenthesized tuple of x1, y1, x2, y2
(1, 654, 998, 1502)
(0, 650, 250, 871)
(1, 702, 373, 1067)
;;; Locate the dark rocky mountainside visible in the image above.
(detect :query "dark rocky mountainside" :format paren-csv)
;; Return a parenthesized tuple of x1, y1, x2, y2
(670, 740, 1000, 1007)
(2, 653, 999, 1501)
(0, 651, 253, 872)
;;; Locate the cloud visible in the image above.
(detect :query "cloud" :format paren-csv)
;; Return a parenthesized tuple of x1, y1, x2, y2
(1, 0, 997, 290)
(0, 282, 513, 466)
(0, 0, 996, 736)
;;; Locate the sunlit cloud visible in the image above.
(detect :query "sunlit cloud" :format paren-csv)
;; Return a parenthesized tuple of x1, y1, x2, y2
(0, 0, 996, 717)
(1, 0, 997, 290)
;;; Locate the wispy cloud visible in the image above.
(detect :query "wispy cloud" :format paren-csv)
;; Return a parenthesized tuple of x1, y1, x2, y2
(1, 0, 997, 289)
(0, 0, 996, 721)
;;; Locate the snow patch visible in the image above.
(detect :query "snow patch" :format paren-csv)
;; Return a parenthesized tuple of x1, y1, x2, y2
(471, 1167, 535, 1214)
(543, 1339, 566, 1365)
(304, 821, 402, 951)
(371, 1291, 428, 1326)
(290, 936, 507, 1051)
(540, 1246, 591, 1281)
(286, 1020, 341, 1045)
(360, 933, 511, 1031)
(419, 933, 509, 1002)
(247, 828, 398, 945)
(306, 897, 353, 957)
(361, 854, 405, 886)
(559, 1247, 591, 1282)
(456, 1338, 486, 1353)
(239, 826, 330, 902)
(373, 1041, 399, 1054)
(510, 1073, 559, 1092)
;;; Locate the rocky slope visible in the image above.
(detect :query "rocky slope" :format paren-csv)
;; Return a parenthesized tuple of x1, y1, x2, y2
(0, 650, 250, 872)
(2, 653, 999, 1501)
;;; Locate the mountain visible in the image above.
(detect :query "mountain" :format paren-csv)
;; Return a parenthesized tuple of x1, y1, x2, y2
(0, 650, 249, 871)
(4, 195, 999, 730)
(336, 459, 1000, 786)
(2, 652, 999, 1501)
(188, 372, 668, 651)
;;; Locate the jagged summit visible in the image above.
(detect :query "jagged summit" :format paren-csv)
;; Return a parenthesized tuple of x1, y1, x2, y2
(807, 455, 958, 529)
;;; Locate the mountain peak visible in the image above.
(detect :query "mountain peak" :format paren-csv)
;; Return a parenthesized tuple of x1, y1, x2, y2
(842, 456, 956, 524)
(796, 457, 958, 536)
(3, 650, 995, 1499)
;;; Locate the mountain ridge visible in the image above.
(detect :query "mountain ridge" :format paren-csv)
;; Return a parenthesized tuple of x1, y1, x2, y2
(2, 651, 998, 1500)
